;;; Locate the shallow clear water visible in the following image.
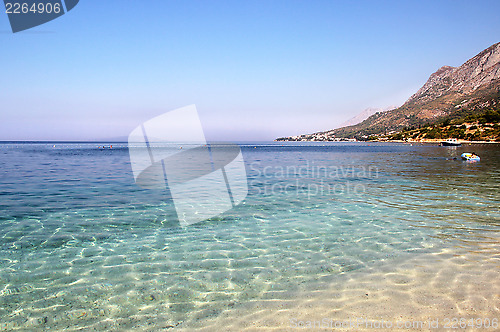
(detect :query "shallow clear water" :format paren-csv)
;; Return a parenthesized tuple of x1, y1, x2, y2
(0, 142, 499, 330)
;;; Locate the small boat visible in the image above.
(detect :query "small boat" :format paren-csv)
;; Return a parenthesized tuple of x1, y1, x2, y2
(461, 153, 480, 161)
(441, 138, 461, 146)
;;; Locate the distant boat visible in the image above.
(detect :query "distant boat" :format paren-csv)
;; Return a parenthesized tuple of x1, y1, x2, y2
(441, 138, 461, 146)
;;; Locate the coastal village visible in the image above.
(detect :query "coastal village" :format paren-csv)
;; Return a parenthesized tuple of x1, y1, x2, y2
(276, 119, 500, 143)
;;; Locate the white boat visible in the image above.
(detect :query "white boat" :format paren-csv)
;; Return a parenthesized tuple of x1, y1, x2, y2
(441, 138, 461, 146)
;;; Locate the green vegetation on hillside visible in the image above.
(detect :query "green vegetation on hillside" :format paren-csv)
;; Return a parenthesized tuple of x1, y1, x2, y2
(387, 108, 500, 142)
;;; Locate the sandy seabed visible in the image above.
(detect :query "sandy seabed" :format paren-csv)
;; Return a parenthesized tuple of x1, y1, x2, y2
(179, 236, 500, 332)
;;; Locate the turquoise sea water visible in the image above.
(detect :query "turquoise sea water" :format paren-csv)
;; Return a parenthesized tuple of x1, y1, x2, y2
(0, 142, 499, 330)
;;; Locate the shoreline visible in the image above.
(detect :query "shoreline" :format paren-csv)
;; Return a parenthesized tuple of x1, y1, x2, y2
(274, 139, 500, 144)
(378, 139, 500, 144)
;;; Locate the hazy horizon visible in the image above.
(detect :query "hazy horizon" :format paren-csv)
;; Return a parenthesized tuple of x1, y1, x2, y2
(1, 0, 500, 141)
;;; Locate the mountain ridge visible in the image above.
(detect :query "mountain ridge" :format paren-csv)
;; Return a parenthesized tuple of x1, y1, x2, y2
(276, 42, 500, 141)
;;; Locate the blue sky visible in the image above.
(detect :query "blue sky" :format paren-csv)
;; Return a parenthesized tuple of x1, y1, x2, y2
(1, 0, 499, 141)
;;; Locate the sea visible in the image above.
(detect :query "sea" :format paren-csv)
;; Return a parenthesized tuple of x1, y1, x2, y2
(0, 142, 499, 330)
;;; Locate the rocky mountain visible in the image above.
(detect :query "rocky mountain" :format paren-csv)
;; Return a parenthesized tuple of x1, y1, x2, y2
(337, 105, 397, 128)
(277, 42, 500, 141)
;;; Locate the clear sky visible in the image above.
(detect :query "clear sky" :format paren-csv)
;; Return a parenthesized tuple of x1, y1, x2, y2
(1, 0, 499, 141)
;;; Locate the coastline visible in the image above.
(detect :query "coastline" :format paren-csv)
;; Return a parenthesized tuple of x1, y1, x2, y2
(274, 139, 500, 144)
(376, 139, 500, 144)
